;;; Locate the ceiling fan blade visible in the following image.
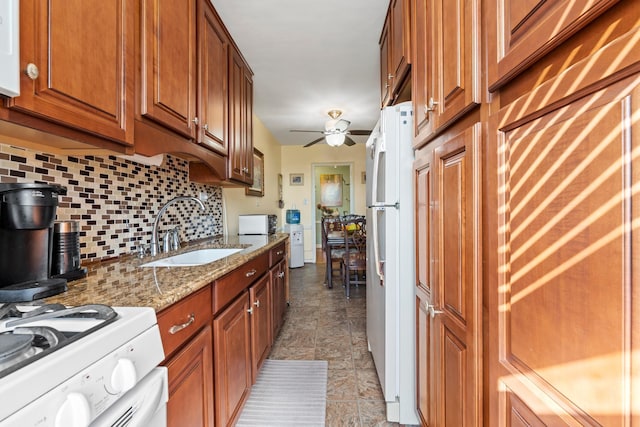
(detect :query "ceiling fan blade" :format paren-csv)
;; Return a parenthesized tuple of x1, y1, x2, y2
(290, 129, 324, 133)
(344, 136, 356, 146)
(348, 129, 372, 136)
(334, 119, 350, 132)
(303, 136, 326, 147)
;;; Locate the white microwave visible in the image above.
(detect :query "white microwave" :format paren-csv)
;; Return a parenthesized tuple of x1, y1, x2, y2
(238, 214, 277, 235)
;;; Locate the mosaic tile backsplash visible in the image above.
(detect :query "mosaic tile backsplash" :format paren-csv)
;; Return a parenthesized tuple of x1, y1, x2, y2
(0, 143, 224, 262)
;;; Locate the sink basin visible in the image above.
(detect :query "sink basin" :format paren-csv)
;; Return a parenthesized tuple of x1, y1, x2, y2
(140, 248, 243, 267)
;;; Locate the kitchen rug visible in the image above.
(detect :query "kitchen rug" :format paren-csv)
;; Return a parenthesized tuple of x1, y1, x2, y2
(236, 359, 328, 426)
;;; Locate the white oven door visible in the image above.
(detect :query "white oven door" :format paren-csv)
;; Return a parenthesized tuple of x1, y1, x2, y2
(91, 367, 168, 427)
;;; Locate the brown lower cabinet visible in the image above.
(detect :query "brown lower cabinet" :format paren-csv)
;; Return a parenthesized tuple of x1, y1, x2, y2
(166, 325, 215, 427)
(159, 243, 288, 427)
(213, 290, 252, 427)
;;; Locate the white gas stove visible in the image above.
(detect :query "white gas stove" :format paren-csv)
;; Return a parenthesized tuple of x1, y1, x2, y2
(0, 304, 167, 426)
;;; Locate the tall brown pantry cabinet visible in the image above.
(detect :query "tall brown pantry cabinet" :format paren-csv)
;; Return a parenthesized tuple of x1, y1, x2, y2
(411, 0, 483, 424)
(485, 0, 640, 424)
(410, 0, 639, 425)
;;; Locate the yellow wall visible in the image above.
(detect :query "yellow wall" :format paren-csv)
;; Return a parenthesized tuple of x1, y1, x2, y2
(224, 116, 367, 263)
(222, 116, 282, 234)
(280, 143, 366, 262)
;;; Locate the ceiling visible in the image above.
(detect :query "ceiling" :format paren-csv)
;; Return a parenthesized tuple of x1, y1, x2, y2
(211, 0, 390, 146)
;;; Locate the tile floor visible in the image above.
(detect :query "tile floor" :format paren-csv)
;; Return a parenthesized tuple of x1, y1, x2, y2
(268, 263, 399, 427)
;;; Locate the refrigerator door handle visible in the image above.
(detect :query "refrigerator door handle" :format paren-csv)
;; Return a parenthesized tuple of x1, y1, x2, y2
(368, 202, 400, 210)
(370, 138, 385, 282)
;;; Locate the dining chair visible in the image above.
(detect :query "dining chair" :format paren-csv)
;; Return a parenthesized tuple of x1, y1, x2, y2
(340, 216, 366, 298)
(321, 216, 345, 289)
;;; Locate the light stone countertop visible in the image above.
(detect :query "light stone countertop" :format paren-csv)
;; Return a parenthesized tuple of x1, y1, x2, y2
(38, 233, 289, 313)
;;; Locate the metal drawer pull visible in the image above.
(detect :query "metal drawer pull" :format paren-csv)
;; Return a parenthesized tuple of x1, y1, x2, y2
(168, 313, 195, 334)
(254, 299, 260, 308)
(247, 307, 253, 314)
(276, 250, 284, 255)
(245, 269, 257, 277)
(278, 272, 285, 278)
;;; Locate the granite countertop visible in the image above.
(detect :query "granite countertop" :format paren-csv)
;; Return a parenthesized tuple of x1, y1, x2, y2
(39, 233, 289, 312)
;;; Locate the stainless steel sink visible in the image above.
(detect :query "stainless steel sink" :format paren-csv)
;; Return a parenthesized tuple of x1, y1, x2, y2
(140, 248, 243, 267)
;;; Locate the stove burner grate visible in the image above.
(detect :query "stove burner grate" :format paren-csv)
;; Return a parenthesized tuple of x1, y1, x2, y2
(0, 303, 118, 379)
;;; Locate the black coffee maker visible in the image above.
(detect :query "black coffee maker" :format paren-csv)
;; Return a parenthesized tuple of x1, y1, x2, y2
(0, 183, 68, 302)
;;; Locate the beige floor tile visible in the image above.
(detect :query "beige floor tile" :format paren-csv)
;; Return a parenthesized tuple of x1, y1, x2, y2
(268, 263, 400, 426)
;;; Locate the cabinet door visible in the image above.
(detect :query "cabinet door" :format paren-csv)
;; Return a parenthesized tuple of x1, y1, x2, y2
(492, 75, 640, 426)
(379, 14, 391, 107)
(198, 0, 228, 155)
(9, 0, 133, 145)
(270, 258, 287, 339)
(432, 124, 482, 426)
(140, 0, 197, 138)
(166, 325, 214, 427)
(416, 0, 480, 140)
(228, 48, 253, 184)
(213, 290, 252, 427)
(411, 0, 434, 146)
(414, 146, 434, 425)
(416, 288, 434, 426)
(242, 67, 254, 183)
(249, 274, 271, 383)
(488, 0, 619, 90)
(389, 0, 411, 94)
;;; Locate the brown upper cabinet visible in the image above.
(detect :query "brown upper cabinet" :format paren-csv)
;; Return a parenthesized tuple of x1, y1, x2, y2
(411, 0, 481, 147)
(1, 0, 252, 184)
(487, 0, 621, 91)
(139, 0, 197, 139)
(380, 0, 411, 107)
(227, 47, 254, 185)
(198, 0, 229, 155)
(2, 0, 134, 150)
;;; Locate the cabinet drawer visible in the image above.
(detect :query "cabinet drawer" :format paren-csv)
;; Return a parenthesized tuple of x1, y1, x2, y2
(269, 242, 286, 267)
(157, 286, 212, 360)
(214, 253, 268, 314)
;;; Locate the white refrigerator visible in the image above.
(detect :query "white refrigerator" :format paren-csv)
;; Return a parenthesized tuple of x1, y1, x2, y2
(366, 101, 418, 424)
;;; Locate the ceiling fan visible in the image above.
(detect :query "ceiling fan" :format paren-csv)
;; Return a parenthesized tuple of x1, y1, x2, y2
(289, 110, 371, 147)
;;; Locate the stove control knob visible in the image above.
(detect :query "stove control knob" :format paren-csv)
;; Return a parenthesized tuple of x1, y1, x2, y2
(111, 358, 137, 393)
(54, 392, 91, 427)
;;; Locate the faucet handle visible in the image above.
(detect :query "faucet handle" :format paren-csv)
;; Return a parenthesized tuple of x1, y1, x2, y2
(170, 227, 181, 251)
(137, 244, 149, 258)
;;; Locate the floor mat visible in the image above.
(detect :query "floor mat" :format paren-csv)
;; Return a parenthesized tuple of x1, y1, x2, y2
(236, 359, 328, 426)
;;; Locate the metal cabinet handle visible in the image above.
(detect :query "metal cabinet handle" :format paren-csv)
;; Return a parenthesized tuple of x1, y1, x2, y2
(428, 305, 443, 319)
(25, 63, 39, 80)
(254, 299, 260, 308)
(247, 307, 253, 314)
(388, 73, 394, 80)
(192, 117, 199, 125)
(276, 250, 284, 256)
(277, 272, 285, 278)
(203, 123, 208, 131)
(426, 97, 439, 113)
(245, 269, 257, 277)
(168, 313, 195, 334)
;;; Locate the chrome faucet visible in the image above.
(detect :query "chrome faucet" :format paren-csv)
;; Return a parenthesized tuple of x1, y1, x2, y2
(150, 196, 206, 257)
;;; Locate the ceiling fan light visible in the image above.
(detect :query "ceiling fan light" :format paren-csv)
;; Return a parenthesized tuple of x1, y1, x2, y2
(326, 133, 345, 147)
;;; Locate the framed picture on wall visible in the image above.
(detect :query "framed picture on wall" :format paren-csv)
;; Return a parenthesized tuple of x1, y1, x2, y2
(290, 173, 304, 186)
(320, 174, 343, 206)
(246, 148, 264, 197)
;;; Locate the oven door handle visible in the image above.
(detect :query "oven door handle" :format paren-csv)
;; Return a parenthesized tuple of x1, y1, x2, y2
(127, 369, 167, 427)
